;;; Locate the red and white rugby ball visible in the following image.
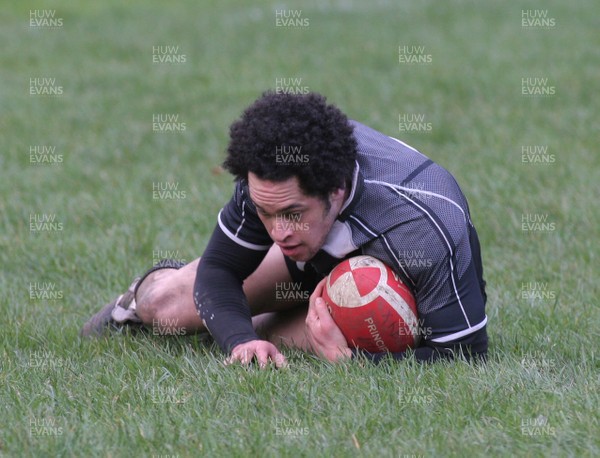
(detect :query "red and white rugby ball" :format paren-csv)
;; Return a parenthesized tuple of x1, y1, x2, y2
(323, 256, 419, 353)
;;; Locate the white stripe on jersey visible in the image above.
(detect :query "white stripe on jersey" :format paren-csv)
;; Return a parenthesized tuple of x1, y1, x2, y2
(393, 184, 466, 222)
(365, 179, 466, 221)
(234, 199, 247, 238)
(389, 136, 427, 157)
(380, 232, 417, 287)
(348, 214, 416, 287)
(218, 210, 272, 251)
(430, 316, 487, 343)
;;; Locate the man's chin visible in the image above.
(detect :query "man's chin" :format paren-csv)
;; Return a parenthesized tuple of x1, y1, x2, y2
(290, 248, 319, 263)
(283, 252, 308, 262)
(279, 246, 312, 262)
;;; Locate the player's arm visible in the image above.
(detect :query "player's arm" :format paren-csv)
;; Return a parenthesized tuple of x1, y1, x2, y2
(194, 225, 264, 351)
(303, 279, 458, 363)
(307, 221, 489, 364)
(352, 224, 489, 364)
(194, 181, 285, 367)
(306, 278, 487, 364)
(351, 323, 488, 363)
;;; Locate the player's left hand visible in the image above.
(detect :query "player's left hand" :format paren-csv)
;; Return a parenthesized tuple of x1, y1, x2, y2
(224, 339, 287, 369)
(306, 278, 352, 362)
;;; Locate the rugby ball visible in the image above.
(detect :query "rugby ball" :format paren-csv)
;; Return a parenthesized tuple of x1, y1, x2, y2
(323, 255, 420, 353)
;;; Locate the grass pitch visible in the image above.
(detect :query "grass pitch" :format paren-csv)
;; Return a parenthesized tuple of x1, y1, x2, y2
(1, 0, 598, 456)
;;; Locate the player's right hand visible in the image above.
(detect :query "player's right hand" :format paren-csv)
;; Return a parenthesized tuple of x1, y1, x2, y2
(224, 339, 287, 369)
(306, 281, 352, 363)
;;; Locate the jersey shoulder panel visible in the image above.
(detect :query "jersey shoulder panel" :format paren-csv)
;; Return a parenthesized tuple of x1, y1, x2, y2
(218, 180, 272, 251)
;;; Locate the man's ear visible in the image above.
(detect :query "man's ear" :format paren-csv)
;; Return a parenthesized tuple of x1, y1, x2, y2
(330, 187, 346, 200)
(328, 187, 347, 209)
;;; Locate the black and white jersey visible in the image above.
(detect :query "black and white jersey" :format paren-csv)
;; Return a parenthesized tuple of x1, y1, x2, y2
(196, 120, 488, 355)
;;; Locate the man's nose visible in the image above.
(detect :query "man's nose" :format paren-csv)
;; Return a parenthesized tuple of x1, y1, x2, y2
(271, 219, 293, 242)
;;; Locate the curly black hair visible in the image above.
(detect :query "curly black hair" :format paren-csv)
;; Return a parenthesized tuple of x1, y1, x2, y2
(223, 91, 357, 201)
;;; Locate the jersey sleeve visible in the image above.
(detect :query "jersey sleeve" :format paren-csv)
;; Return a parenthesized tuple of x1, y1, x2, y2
(351, 324, 488, 363)
(194, 181, 273, 353)
(360, 217, 488, 359)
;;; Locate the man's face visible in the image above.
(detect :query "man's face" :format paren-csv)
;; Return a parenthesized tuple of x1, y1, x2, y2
(248, 172, 347, 262)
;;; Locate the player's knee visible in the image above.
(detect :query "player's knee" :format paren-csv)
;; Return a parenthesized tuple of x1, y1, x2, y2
(135, 279, 171, 324)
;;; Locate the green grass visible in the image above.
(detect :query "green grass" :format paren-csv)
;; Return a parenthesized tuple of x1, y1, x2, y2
(1, 0, 598, 456)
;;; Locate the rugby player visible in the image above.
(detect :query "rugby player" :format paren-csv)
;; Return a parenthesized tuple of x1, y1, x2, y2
(81, 91, 488, 367)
